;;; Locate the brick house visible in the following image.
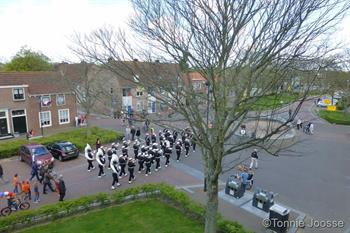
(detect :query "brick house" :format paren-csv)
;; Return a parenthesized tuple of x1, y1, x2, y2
(0, 72, 77, 139)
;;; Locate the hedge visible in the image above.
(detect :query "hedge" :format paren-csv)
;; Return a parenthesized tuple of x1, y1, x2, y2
(319, 110, 350, 125)
(0, 127, 124, 159)
(0, 183, 250, 233)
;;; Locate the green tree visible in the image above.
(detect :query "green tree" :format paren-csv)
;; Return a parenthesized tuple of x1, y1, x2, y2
(3, 47, 53, 71)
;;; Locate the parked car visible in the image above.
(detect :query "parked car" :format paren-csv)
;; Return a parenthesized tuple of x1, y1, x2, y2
(19, 144, 54, 167)
(47, 141, 79, 161)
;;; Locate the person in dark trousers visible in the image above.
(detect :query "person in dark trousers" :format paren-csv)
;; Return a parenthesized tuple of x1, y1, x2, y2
(151, 133, 157, 144)
(107, 148, 113, 169)
(118, 155, 127, 178)
(57, 175, 66, 201)
(173, 130, 178, 142)
(184, 138, 191, 158)
(130, 126, 136, 141)
(191, 136, 197, 152)
(122, 146, 128, 157)
(145, 133, 151, 146)
(127, 158, 136, 184)
(133, 140, 140, 159)
(84, 144, 95, 172)
(175, 141, 182, 162)
(110, 154, 120, 189)
(249, 149, 258, 169)
(96, 148, 106, 178)
(154, 148, 162, 171)
(95, 138, 102, 150)
(43, 171, 55, 194)
(164, 144, 172, 167)
(145, 155, 152, 176)
(138, 153, 145, 173)
(136, 127, 141, 140)
(29, 162, 40, 182)
(144, 119, 150, 133)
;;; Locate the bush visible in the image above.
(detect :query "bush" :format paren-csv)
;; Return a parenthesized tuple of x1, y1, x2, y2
(0, 183, 249, 233)
(0, 127, 123, 159)
(319, 110, 350, 125)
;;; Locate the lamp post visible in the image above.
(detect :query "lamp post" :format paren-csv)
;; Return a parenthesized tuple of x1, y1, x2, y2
(204, 81, 211, 192)
(37, 96, 44, 137)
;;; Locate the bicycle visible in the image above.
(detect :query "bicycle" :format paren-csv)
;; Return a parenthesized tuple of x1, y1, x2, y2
(0, 197, 30, 216)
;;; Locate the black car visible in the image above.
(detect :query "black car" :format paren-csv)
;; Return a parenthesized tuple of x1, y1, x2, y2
(47, 141, 80, 161)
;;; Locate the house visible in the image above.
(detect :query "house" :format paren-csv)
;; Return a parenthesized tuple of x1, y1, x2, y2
(0, 72, 77, 139)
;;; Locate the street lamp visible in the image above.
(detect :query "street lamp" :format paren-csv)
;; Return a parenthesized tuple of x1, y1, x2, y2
(37, 96, 44, 137)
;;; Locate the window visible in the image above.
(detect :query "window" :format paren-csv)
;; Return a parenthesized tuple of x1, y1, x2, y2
(122, 88, 131, 97)
(39, 111, 51, 127)
(56, 94, 65, 106)
(12, 110, 25, 116)
(136, 100, 144, 111)
(133, 75, 140, 83)
(41, 95, 52, 107)
(58, 109, 70, 124)
(136, 91, 143, 97)
(13, 88, 25, 100)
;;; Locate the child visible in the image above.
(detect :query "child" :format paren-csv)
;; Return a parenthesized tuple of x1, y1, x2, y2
(33, 181, 40, 203)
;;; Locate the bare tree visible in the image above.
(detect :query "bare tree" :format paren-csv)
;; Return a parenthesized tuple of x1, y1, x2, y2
(71, 0, 350, 232)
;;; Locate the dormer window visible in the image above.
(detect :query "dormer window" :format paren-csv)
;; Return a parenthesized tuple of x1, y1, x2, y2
(13, 88, 25, 101)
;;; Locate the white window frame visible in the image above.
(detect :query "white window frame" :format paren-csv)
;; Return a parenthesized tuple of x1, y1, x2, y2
(39, 111, 52, 128)
(12, 88, 25, 101)
(136, 91, 143, 97)
(56, 94, 66, 106)
(136, 100, 144, 112)
(41, 95, 52, 107)
(58, 109, 70, 125)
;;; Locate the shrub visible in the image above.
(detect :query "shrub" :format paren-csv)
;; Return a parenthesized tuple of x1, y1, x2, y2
(319, 110, 350, 125)
(0, 127, 123, 159)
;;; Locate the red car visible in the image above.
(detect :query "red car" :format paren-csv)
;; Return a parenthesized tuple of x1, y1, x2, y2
(19, 144, 54, 167)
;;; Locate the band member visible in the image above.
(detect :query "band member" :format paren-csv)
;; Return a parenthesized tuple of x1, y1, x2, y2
(110, 154, 120, 189)
(151, 133, 157, 144)
(122, 146, 128, 157)
(173, 130, 178, 142)
(107, 148, 113, 169)
(133, 140, 140, 159)
(145, 154, 152, 176)
(118, 155, 127, 178)
(154, 148, 162, 171)
(123, 140, 129, 148)
(184, 138, 191, 157)
(168, 135, 174, 148)
(127, 158, 136, 184)
(164, 145, 172, 167)
(175, 141, 182, 162)
(145, 133, 151, 146)
(84, 144, 95, 171)
(138, 153, 145, 173)
(96, 148, 106, 178)
(111, 142, 119, 150)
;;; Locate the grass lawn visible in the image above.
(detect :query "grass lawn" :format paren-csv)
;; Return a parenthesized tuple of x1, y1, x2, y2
(319, 110, 350, 125)
(0, 127, 123, 159)
(18, 200, 203, 233)
(251, 93, 299, 110)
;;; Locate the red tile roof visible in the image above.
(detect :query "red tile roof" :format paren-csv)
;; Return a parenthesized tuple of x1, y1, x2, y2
(0, 71, 69, 95)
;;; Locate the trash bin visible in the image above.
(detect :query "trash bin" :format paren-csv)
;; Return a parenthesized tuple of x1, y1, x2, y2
(225, 175, 245, 199)
(269, 204, 290, 233)
(252, 188, 274, 212)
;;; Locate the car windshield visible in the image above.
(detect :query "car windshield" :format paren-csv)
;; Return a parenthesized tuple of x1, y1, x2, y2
(31, 147, 49, 157)
(63, 144, 76, 152)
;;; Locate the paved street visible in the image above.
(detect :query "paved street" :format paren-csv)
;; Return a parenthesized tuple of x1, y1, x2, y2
(0, 98, 349, 233)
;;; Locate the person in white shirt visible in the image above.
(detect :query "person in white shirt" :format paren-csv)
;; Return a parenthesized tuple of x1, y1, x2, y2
(84, 144, 95, 171)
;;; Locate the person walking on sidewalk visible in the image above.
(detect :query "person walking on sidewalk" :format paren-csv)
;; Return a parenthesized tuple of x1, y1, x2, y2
(29, 162, 40, 182)
(57, 175, 66, 201)
(249, 149, 259, 169)
(33, 181, 40, 203)
(136, 127, 141, 140)
(296, 118, 302, 130)
(127, 158, 136, 184)
(84, 144, 95, 172)
(131, 126, 136, 141)
(96, 148, 106, 178)
(43, 170, 55, 194)
(95, 138, 102, 150)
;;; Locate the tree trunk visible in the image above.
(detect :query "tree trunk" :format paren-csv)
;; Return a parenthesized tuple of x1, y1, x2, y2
(204, 169, 219, 233)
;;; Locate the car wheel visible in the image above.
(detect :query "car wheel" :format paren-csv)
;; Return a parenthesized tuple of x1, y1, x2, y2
(59, 155, 63, 161)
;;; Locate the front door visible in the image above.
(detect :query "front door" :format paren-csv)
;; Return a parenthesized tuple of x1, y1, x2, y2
(0, 118, 8, 136)
(13, 116, 27, 134)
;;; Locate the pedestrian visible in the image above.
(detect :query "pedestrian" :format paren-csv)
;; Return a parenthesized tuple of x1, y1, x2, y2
(21, 180, 31, 200)
(133, 140, 140, 159)
(131, 126, 136, 141)
(42, 170, 55, 194)
(151, 133, 157, 144)
(12, 174, 20, 194)
(118, 155, 127, 178)
(125, 126, 131, 141)
(33, 181, 40, 203)
(249, 149, 259, 169)
(144, 119, 150, 133)
(107, 148, 113, 169)
(239, 168, 250, 193)
(95, 138, 102, 150)
(84, 144, 95, 172)
(122, 146, 128, 157)
(145, 133, 151, 146)
(110, 153, 120, 189)
(173, 130, 178, 142)
(175, 141, 182, 162)
(57, 175, 66, 201)
(0, 164, 5, 183)
(136, 127, 141, 140)
(29, 162, 41, 182)
(191, 135, 197, 152)
(296, 119, 302, 130)
(96, 148, 106, 178)
(38, 162, 46, 183)
(127, 158, 136, 184)
(184, 138, 191, 158)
